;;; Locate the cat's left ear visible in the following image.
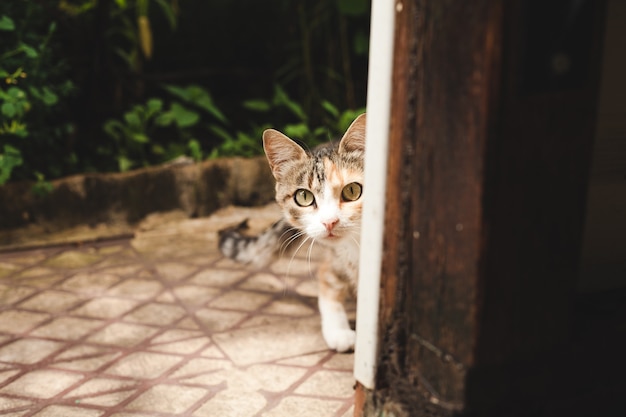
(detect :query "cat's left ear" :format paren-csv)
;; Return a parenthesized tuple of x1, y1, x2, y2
(338, 113, 366, 154)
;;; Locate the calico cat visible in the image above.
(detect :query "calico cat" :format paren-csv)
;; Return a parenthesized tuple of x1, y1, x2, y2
(219, 113, 366, 352)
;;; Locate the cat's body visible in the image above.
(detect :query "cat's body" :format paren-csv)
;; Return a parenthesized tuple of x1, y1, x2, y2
(219, 113, 366, 352)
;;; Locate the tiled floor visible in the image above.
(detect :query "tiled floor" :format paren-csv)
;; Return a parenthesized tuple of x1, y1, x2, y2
(0, 205, 355, 417)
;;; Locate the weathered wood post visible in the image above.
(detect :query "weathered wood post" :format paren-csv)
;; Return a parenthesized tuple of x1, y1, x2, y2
(357, 1, 623, 416)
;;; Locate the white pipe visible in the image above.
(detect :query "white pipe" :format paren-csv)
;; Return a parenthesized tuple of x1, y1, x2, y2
(354, 0, 396, 390)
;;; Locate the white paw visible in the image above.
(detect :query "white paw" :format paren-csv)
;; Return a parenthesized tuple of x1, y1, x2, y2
(323, 327, 356, 352)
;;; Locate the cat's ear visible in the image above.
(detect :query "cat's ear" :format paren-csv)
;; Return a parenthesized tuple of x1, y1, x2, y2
(263, 129, 307, 180)
(338, 113, 366, 154)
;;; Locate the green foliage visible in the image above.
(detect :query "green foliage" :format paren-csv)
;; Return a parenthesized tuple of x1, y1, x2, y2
(211, 85, 365, 158)
(0, 4, 75, 185)
(0, 1, 369, 184)
(102, 85, 228, 171)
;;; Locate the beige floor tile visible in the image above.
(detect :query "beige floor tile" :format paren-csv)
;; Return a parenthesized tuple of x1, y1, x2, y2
(294, 370, 355, 398)
(59, 272, 121, 295)
(66, 377, 137, 397)
(0, 284, 35, 305)
(72, 297, 138, 319)
(213, 317, 327, 366)
(171, 284, 220, 305)
(98, 264, 142, 276)
(189, 269, 249, 287)
(0, 370, 83, 398)
(239, 273, 287, 292)
(270, 257, 316, 276)
(17, 291, 84, 313)
(0, 310, 50, 334)
(193, 389, 266, 417)
(31, 317, 103, 340)
(0, 369, 20, 386)
(123, 303, 187, 326)
(168, 358, 232, 380)
(199, 345, 225, 358)
(149, 337, 208, 354)
(14, 267, 55, 279)
(87, 322, 159, 347)
(72, 390, 136, 407)
(0, 262, 19, 278)
(54, 345, 120, 372)
(44, 251, 102, 269)
(150, 328, 203, 344)
(154, 262, 198, 282)
(0, 396, 32, 411)
(194, 308, 247, 332)
(106, 279, 163, 300)
(263, 298, 315, 316)
(276, 352, 327, 367)
(126, 385, 208, 414)
(209, 290, 273, 311)
(262, 396, 343, 417)
(239, 314, 288, 329)
(247, 364, 308, 392)
(323, 353, 355, 370)
(0, 338, 62, 364)
(31, 405, 103, 417)
(104, 352, 182, 379)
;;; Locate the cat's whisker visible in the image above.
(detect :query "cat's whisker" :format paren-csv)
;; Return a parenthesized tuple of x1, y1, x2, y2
(284, 235, 311, 281)
(306, 237, 317, 279)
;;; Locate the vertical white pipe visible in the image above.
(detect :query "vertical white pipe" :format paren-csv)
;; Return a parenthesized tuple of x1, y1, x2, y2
(354, 0, 396, 390)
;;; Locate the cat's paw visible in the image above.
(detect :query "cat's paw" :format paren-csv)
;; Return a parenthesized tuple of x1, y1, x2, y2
(323, 328, 356, 352)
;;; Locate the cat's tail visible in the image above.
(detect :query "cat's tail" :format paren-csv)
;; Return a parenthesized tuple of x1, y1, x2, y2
(218, 218, 299, 268)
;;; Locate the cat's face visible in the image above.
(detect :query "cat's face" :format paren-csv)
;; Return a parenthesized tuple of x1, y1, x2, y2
(263, 114, 366, 245)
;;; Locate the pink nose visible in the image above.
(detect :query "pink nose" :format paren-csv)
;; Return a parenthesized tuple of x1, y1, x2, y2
(322, 219, 339, 232)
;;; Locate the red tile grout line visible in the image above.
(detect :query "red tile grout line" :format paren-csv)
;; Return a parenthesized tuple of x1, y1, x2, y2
(1, 240, 356, 416)
(0, 239, 188, 415)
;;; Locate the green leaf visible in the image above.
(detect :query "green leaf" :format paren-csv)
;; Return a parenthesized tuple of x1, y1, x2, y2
(7, 87, 25, 99)
(188, 139, 202, 161)
(123, 111, 141, 129)
(0, 15, 15, 31)
(243, 99, 271, 112)
(0, 145, 23, 185)
(273, 85, 307, 121)
(209, 124, 234, 142)
(20, 43, 39, 58)
(283, 123, 310, 139)
(163, 84, 227, 123)
(321, 100, 340, 118)
(169, 103, 199, 128)
(146, 98, 163, 113)
(131, 133, 149, 143)
(195, 95, 228, 123)
(103, 119, 124, 140)
(1, 102, 16, 118)
(41, 87, 58, 106)
(155, 113, 173, 126)
(117, 155, 134, 172)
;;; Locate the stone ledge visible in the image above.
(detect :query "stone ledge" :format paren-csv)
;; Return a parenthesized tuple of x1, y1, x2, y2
(0, 157, 275, 250)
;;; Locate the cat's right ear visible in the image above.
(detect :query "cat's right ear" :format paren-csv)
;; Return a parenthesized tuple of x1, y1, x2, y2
(263, 129, 307, 180)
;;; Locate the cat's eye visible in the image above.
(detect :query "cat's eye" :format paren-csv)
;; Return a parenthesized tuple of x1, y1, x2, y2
(341, 182, 362, 202)
(294, 189, 315, 207)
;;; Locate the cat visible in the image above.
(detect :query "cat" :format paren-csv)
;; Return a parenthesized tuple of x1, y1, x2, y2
(218, 113, 366, 352)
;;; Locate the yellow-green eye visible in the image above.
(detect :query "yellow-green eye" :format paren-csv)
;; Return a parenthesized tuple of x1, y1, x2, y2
(341, 182, 362, 202)
(294, 189, 315, 207)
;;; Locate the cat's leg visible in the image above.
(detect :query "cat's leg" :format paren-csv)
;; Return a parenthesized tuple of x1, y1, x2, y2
(317, 262, 355, 352)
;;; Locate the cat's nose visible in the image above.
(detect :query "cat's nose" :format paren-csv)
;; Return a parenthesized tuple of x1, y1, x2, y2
(322, 218, 339, 232)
